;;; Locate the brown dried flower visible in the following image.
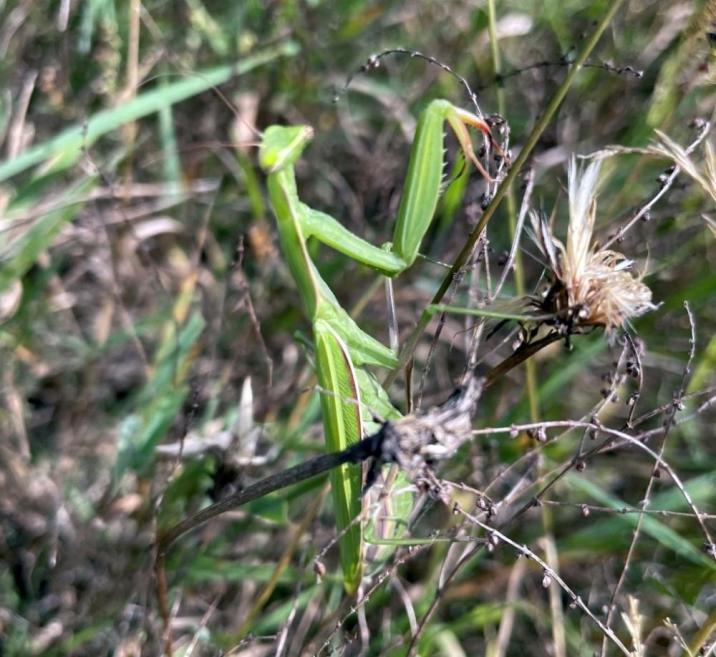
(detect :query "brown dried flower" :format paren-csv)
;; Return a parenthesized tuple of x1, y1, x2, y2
(530, 158, 655, 332)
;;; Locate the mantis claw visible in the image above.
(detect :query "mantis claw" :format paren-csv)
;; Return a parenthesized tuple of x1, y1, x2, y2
(449, 107, 506, 184)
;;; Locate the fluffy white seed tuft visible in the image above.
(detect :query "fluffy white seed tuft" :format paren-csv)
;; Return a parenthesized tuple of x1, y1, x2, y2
(531, 157, 656, 331)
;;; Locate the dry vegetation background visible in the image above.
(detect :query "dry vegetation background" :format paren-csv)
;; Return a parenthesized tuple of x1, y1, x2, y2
(0, 1, 715, 656)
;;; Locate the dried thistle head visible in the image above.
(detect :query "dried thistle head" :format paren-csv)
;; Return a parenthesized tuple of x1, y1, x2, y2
(530, 158, 656, 333)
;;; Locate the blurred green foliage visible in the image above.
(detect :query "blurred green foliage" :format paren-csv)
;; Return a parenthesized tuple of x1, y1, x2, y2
(0, 1, 714, 655)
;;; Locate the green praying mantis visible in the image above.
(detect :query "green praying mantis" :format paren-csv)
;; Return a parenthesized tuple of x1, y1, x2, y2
(258, 99, 502, 593)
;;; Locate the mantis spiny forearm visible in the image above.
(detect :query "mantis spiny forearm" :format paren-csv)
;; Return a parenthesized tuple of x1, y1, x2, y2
(259, 99, 498, 593)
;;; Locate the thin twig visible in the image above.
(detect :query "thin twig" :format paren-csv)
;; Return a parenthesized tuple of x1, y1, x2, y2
(343, 48, 488, 119)
(624, 332, 644, 428)
(314, 543, 433, 656)
(601, 122, 711, 250)
(600, 302, 698, 657)
(541, 500, 716, 520)
(405, 543, 483, 656)
(629, 385, 716, 427)
(491, 168, 535, 300)
(475, 57, 644, 92)
(484, 332, 563, 386)
(453, 503, 633, 657)
(472, 420, 714, 550)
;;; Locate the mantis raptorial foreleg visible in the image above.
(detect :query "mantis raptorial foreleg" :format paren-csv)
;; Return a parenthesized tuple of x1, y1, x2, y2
(259, 99, 499, 593)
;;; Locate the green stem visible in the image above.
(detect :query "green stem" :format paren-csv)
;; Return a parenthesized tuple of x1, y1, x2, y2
(0, 41, 299, 183)
(487, 0, 539, 422)
(383, 0, 626, 390)
(689, 607, 716, 655)
(487, 11, 560, 655)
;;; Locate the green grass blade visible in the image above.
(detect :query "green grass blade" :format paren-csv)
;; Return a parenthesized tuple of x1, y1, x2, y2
(562, 471, 716, 570)
(0, 177, 96, 292)
(157, 85, 181, 187)
(427, 303, 549, 322)
(113, 310, 205, 482)
(0, 41, 299, 183)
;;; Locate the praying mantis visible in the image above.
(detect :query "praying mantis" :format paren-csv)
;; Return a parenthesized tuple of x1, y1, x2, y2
(258, 99, 501, 593)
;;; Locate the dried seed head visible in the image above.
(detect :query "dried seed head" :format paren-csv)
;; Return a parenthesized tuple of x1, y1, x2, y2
(529, 158, 656, 332)
(313, 560, 326, 578)
(528, 427, 547, 443)
(542, 570, 552, 588)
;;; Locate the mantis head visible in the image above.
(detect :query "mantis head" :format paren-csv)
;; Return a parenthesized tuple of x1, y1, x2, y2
(259, 125, 314, 173)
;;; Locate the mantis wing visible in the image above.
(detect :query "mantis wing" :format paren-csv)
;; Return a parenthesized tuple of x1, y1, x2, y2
(314, 319, 364, 594)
